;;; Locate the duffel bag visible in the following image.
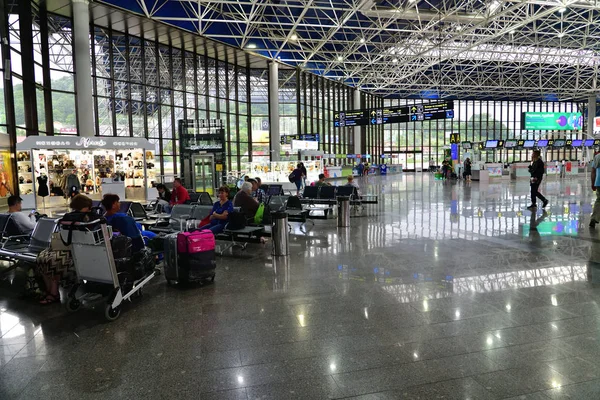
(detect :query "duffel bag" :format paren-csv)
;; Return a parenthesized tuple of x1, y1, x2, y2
(177, 230, 215, 254)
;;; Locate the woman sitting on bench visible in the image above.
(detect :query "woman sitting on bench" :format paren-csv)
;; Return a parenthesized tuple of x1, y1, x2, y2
(37, 194, 92, 305)
(200, 186, 233, 234)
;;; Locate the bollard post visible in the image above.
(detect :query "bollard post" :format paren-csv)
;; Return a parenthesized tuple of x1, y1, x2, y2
(337, 196, 350, 227)
(271, 211, 289, 256)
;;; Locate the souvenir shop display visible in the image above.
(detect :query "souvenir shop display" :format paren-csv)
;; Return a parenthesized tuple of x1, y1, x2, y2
(241, 160, 322, 184)
(16, 136, 157, 209)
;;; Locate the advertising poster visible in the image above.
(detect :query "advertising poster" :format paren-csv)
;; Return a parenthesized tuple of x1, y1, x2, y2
(0, 149, 14, 197)
(523, 112, 583, 130)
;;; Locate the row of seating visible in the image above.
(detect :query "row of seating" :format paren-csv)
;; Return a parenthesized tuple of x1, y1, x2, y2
(301, 185, 378, 205)
(0, 215, 57, 271)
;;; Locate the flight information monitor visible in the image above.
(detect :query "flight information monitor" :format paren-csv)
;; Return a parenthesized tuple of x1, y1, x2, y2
(536, 140, 549, 147)
(522, 112, 583, 130)
(334, 101, 454, 127)
(462, 141, 472, 149)
(504, 139, 518, 148)
(585, 139, 595, 147)
(553, 139, 566, 147)
(523, 140, 535, 148)
(571, 139, 583, 147)
(485, 140, 499, 149)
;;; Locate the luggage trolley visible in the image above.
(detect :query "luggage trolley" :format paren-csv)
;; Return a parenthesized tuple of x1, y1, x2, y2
(59, 219, 155, 321)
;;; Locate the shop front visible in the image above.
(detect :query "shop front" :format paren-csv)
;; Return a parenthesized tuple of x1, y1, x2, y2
(16, 136, 157, 210)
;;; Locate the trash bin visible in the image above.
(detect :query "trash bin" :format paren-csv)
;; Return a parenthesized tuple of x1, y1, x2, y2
(337, 196, 350, 227)
(271, 211, 289, 256)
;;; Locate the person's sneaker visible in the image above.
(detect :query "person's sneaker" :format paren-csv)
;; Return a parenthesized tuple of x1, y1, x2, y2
(591, 219, 598, 228)
(542, 200, 549, 208)
(526, 205, 537, 210)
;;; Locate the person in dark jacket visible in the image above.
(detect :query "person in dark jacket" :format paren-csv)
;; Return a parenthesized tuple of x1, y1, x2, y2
(299, 162, 308, 189)
(291, 164, 303, 196)
(527, 150, 548, 210)
(463, 158, 472, 182)
(233, 181, 259, 219)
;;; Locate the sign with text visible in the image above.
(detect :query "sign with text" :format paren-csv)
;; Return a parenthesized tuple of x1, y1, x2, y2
(334, 101, 454, 128)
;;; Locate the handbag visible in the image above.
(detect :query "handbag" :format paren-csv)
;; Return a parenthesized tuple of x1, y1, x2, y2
(254, 203, 265, 225)
(50, 232, 70, 251)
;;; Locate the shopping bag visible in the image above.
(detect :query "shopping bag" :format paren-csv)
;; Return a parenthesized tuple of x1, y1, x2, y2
(254, 203, 265, 225)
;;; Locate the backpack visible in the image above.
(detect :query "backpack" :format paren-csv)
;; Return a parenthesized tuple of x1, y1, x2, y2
(59, 211, 106, 246)
(288, 171, 296, 183)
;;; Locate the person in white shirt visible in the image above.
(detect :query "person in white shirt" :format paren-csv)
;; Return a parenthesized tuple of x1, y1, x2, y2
(7, 195, 36, 234)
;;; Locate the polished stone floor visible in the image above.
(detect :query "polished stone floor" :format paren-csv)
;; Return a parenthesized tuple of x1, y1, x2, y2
(2, 173, 600, 399)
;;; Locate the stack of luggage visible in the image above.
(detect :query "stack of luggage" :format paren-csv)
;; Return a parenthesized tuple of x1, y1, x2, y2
(164, 230, 216, 284)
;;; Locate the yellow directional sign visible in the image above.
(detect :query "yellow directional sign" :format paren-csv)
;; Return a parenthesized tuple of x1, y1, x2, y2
(450, 133, 460, 144)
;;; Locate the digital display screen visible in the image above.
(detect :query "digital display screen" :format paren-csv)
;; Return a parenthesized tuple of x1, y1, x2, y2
(523, 140, 536, 148)
(504, 139, 518, 148)
(585, 139, 595, 147)
(553, 139, 566, 147)
(462, 141, 472, 149)
(522, 112, 583, 130)
(571, 140, 583, 147)
(485, 140, 499, 149)
(536, 140, 549, 147)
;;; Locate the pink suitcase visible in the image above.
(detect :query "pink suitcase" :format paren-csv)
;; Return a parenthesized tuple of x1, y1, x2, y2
(177, 230, 215, 254)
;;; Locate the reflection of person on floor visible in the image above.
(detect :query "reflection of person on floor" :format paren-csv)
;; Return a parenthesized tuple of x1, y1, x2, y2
(587, 237, 600, 284)
(201, 186, 233, 234)
(528, 209, 547, 247)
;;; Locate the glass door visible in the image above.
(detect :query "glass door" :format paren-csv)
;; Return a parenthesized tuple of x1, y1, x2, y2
(192, 154, 214, 195)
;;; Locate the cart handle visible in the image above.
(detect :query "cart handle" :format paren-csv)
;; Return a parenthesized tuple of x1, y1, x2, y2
(58, 219, 106, 227)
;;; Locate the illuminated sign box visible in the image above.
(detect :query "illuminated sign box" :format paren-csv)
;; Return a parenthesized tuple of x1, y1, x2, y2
(522, 112, 583, 130)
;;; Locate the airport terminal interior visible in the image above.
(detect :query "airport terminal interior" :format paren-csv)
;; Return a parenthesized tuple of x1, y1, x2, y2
(2, 0, 600, 398)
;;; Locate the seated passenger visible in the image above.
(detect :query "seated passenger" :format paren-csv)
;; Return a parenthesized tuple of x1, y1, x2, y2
(37, 194, 93, 305)
(155, 183, 171, 211)
(315, 173, 331, 187)
(201, 186, 233, 234)
(101, 194, 154, 251)
(7, 195, 36, 234)
(250, 178, 266, 203)
(345, 175, 361, 197)
(233, 182, 259, 220)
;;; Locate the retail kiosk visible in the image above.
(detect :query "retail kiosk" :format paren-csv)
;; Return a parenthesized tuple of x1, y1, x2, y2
(16, 136, 157, 210)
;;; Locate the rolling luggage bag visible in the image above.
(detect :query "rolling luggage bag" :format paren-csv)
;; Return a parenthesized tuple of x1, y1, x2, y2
(164, 230, 216, 284)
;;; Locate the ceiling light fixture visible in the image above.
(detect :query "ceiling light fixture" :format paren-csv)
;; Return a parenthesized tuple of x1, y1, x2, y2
(408, 0, 417, 3)
(558, 7, 567, 13)
(337, 56, 344, 61)
(360, 37, 366, 44)
(508, 29, 515, 35)
(557, 32, 565, 38)
(392, 58, 398, 63)
(290, 33, 298, 41)
(247, 43, 257, 49)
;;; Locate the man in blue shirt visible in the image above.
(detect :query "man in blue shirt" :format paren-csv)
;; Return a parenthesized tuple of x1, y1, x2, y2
(590, 152, 600, 228)
(101, 194, 155, 250)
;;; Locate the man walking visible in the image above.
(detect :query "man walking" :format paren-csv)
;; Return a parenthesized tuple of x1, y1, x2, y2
(527, 150, 548, 210)
(590, 151, 600, 228)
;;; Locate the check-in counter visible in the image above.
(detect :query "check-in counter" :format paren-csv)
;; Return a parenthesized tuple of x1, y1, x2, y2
(510, 163, 531, 180)
(485, 163, 503, 181)
(472, 169, 489, 183)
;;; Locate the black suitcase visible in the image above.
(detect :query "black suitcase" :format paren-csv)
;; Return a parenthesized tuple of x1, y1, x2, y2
(163, 233, 216, 285)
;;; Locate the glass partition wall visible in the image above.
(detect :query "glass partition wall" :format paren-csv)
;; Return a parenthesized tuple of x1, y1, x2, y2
(384, 99, 584, 170)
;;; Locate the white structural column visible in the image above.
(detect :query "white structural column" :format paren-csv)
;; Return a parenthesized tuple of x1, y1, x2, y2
(587, 96, 596, 162)
(353, 89, 362, 154)
(268, 62, 280, 161)
(73, 0, 95, 137)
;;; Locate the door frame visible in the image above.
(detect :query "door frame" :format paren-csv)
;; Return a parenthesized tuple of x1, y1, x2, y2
(192, 153, 215, 194)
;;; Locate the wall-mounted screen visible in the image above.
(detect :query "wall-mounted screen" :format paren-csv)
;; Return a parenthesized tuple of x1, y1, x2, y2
(504, 139, 518, 148)
(553, 139, 566, 147)
(462, 141, 472, 149)
(523, 140, 535, 148)
(536, 140, 549, 147)
(571, 139, 583, 147)
(522, 112, 583, 130)
(485, 140, 499, 149)
(585, 139, 596, 147)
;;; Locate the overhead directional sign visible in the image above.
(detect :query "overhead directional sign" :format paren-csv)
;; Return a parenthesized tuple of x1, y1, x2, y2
(334, 101, 454, 128)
